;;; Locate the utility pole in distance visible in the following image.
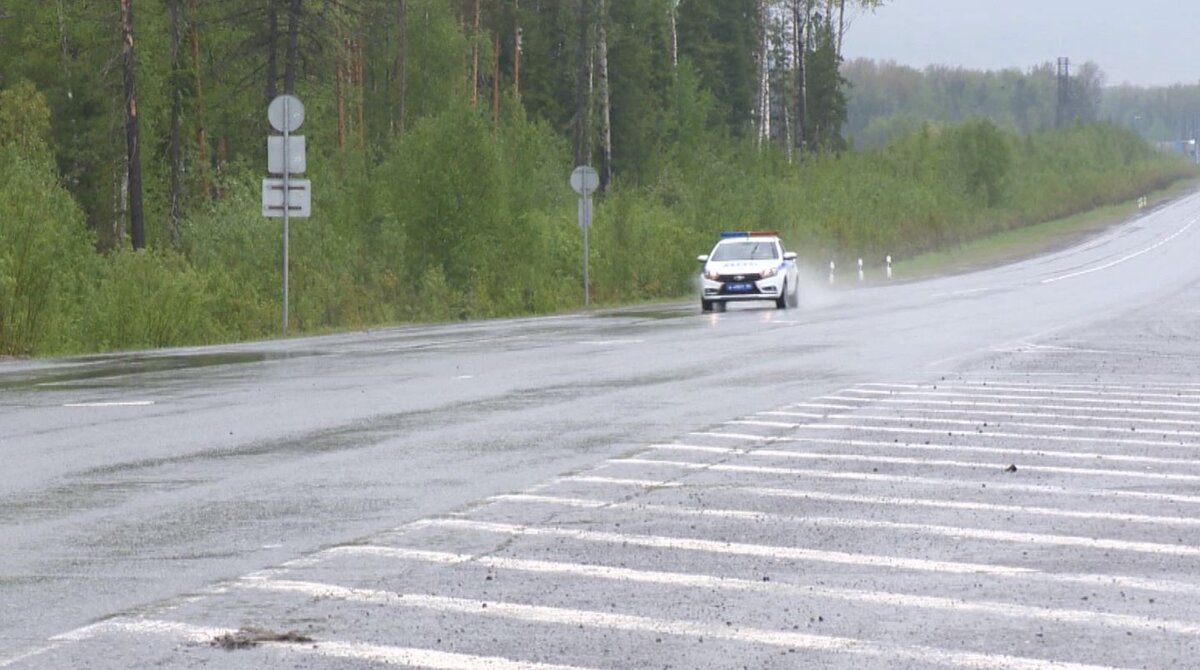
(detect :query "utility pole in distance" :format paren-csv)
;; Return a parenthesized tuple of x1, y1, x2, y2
(1056, 57, 1071, 129)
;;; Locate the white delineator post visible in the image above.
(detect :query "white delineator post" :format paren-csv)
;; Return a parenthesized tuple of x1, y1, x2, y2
(886, 255, 893, 280)
(858, 257, 864, 283)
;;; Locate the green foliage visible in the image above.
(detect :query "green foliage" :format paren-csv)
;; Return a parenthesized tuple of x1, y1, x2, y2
(946, 119, 1014, 208)
(83, 249, 219, 351)
(0, 84, 95, 356)
(0, 145, 94, 355)
(676, 0, 759, 136)
(180, 170, 279, 338)
(0, 82, 53, 152)
(805, 13, 848, 153)
(381, 103, 503, 290)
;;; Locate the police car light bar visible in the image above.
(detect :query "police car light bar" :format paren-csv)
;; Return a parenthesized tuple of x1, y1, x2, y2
(719, 230, 778, 238)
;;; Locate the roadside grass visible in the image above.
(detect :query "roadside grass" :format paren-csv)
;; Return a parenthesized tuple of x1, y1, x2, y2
(892, 177, 1200, 281)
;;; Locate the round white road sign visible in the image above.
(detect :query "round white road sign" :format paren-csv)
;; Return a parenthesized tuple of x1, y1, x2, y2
(268, 95, 305, 133)
(570, 165, 599, 195)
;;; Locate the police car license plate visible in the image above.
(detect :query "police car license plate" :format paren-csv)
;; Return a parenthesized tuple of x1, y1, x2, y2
(726, 282, 753, 293)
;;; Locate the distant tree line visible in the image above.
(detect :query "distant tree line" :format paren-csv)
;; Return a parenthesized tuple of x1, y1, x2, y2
(843, 57, 1200, 148)
(842, 58, 1105, 147)
(1102, 84, 1200, 144)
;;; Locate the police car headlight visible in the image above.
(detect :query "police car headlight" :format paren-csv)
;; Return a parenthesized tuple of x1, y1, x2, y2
(703, 269, 721, 281)
(761, 266, 778, 279)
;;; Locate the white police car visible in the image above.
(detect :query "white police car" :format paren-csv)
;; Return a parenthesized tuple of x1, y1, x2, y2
(697, 231, 799, 312)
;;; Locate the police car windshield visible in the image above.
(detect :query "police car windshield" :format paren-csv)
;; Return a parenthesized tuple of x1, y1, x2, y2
(712, 241, 778, 261)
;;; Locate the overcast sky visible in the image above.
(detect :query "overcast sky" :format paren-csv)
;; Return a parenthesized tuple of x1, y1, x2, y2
(841, 0, 1200, 88)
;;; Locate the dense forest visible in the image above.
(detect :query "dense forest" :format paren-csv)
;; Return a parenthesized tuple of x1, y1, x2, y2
(0, 1, 1193, 356)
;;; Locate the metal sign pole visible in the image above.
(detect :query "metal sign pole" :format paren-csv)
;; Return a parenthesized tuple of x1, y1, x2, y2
(281, 97, 290, 336)
(569, 165, 598, 310)
(265, 94, 307, 337)
(582, 195, 590, 307)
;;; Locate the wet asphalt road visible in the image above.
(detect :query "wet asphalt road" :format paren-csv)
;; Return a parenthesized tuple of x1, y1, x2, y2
(4, 191, 1200, 668)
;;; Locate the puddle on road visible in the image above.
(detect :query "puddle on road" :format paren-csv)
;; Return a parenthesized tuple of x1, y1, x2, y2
(0, 351, 320, 391)
(597, 306, 692, 321)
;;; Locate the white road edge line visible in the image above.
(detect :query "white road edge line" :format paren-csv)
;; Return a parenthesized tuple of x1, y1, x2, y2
(1040, 220, 1193, 284)
(62, 401, 155, 408)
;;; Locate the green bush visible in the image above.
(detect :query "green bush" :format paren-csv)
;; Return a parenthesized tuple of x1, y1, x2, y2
(83, 249, 218, 351)
(0, 99, 95, 355)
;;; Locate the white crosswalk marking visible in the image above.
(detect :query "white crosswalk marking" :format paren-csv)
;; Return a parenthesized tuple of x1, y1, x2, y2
(16, 378, 1200, 670)
(238, 578, 1126, 670)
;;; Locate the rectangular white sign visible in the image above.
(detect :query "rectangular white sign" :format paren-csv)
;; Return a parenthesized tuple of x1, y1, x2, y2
(262, 178, 312, 218)
(267, 135, 306, 175)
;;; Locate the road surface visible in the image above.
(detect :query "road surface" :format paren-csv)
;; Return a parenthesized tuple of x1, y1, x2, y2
(3, 191, 1200, 668)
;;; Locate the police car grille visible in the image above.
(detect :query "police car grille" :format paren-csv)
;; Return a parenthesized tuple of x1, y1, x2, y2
(718, 273, 763, 282)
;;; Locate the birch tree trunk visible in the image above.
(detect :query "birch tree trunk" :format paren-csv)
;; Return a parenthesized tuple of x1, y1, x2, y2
(667, 0, 678, 69)
(836, 0, 845, 58)
(120, 0, 145, 250)
(56, 1, 71, 100)
(756, 0, 771, 148)
(597, 0, 612, 189)
(512, 0, 521, 104)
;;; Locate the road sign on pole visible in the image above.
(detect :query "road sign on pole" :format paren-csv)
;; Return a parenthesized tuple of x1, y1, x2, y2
(267, 136, 306, 174)
(268, 94, 305, 133)
(570, 166, 599, 307)
(261, 178, 312, 217)
(570, 165, 599, 196)
(264, 94, 308, 336)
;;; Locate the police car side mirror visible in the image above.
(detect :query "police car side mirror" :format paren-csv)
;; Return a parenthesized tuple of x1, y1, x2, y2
(697, 255, 709, 263)
(783, 252, 797, 261)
